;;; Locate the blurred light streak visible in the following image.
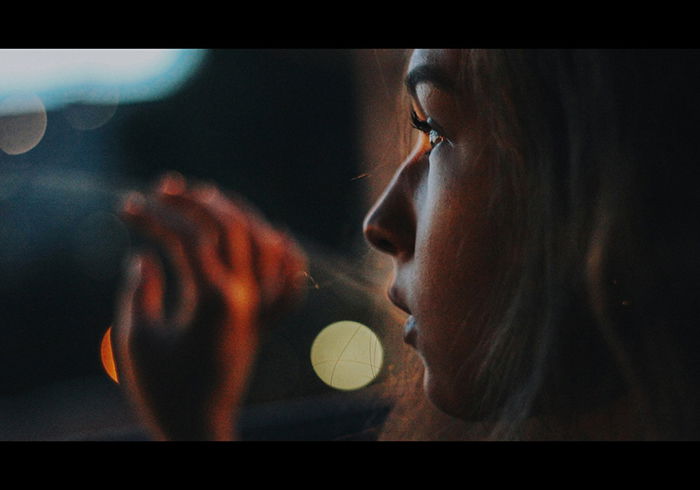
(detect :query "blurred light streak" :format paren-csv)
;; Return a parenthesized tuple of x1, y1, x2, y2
(0, 49, 206, 114)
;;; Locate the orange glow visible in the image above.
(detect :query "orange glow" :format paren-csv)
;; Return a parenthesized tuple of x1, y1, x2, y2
(100, 327, 119, 383)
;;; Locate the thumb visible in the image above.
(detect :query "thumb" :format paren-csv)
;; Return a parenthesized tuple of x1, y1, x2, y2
(112, 252, 166, 386)
(114, 252, 166, 342)
(132, 251, 166, 327)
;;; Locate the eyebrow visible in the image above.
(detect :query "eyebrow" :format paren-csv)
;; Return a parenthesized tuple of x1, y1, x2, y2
(404, 64, 456, 97)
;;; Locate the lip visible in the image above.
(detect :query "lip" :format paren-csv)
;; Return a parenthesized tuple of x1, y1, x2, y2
(403, 316, 417, 347)
(387, 287, 411, 315)
(388, 287, 417, 346)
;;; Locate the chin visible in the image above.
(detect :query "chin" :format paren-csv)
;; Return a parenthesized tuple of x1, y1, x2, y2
(422, 365, 502, 422)
(422, 367, 467, 418)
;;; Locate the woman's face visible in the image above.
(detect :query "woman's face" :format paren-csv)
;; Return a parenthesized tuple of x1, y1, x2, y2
(364, 49, 508, 417)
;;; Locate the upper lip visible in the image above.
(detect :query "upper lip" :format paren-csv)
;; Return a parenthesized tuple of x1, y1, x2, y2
(388, 287, 411, 315)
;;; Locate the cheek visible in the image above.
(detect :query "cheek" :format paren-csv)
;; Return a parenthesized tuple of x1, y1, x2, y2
(411, 154, 504, 364)
(415, 158, 501, 307)
(413, 202, 496, 352)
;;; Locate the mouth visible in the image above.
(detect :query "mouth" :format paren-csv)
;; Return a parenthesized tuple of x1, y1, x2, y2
(388, 287, 417, 346)
(402, 316, 417, 347)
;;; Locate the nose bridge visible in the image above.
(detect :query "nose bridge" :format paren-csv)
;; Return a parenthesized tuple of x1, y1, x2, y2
(363, 153, 420, 257)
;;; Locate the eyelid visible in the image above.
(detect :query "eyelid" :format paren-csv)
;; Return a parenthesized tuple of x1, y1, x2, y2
(410, 109, 432, 133)
(426, 117, 448, 141)
(410, 86, 456, 143)
(410, 109, 449, 145)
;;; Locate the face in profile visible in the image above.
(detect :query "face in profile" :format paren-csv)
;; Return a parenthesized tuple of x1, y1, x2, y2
(364, 49, 514, 418)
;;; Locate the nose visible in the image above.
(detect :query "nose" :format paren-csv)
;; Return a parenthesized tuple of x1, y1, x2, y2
(363, 206, 400, 256)
(362, 159, 419, 259)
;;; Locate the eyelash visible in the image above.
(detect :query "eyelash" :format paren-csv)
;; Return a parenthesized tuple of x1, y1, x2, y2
(410, 110, 444, 151)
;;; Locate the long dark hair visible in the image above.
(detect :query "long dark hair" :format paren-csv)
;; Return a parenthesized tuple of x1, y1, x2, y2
(380, 49, 700, 440)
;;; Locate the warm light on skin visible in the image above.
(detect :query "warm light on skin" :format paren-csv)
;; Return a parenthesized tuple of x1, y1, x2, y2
(310, 321, 383, 391)
(101, 327, 119, 383)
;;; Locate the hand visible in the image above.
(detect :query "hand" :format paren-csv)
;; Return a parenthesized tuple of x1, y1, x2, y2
(111, 173, 307, 440)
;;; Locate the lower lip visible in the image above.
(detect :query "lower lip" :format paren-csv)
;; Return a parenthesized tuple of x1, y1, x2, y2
(403, 316, 417, 346)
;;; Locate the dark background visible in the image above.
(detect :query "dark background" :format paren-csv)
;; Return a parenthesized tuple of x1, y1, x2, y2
(0, 49, 395, 439)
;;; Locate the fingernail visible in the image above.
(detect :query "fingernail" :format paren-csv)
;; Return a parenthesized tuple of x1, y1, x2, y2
(156, 171, 186, 196)
(121, 191, 146, 214)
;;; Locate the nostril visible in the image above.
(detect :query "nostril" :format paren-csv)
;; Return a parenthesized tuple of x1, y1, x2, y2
(364, 225, 399, 256)
(375, 237, 398, 255)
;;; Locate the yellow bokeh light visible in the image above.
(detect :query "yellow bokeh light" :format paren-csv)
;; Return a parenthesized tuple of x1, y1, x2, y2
(100, 327, 119, 383)
(310, 321, 383, 391)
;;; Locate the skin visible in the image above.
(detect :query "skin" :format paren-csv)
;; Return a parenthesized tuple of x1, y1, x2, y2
(113, 172, 307, 440)
(363, 49, 510, 418)
(365, 50, 644, 437)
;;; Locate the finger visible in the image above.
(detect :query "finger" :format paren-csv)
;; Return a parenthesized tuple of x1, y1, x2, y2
(145, 178, 306, 323)
(111, 252, 163, 386)
(111, 255, 139, 393)
(187, 186, 304, 327)
(256, 230, 292, 307)
(155, 181, 233, 275)
(214, 189, 283, 283)
(190, 185, 257, 282)
(250, 233, 308, 330)
(153, 175, 233, 283)
(114, 252, 166, 335)
(113, 253, 143, 344)
(279, 235, 309, 302)
(120, 191, 200, 326)
(133, 251, 167, 327)
(153, 170, 188, 196)
(198, 188, 297, 309)
(267, 234, 309, 314)
(202, 188, 309, 306)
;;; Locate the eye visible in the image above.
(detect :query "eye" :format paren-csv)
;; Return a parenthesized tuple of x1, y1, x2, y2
(410, 110, 445, 151)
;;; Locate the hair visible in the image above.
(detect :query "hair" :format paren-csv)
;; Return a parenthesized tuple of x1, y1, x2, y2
(378, 49, 700, 440)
